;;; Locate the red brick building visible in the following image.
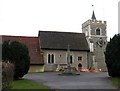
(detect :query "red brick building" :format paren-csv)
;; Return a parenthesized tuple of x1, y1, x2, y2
(2, 35, 44, 72)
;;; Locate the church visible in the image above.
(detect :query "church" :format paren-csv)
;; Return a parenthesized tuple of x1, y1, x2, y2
(2, 10, 107, 72)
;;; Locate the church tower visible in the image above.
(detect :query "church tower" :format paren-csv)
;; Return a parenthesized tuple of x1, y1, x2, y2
(82, 8, 107, 71)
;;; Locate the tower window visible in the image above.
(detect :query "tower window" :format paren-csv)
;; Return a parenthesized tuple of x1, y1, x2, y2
(90, 43, 94, 52)
(96, 28, 100, 35)
(85, 30, 88, 36)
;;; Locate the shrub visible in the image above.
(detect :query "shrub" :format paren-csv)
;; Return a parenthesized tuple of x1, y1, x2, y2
(105, 34, 120, 77)
(2, 41, 30, 79)
(2, 61, 14, 90)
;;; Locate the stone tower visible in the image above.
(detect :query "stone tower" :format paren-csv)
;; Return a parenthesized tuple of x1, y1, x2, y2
(82, 10, 107, 71)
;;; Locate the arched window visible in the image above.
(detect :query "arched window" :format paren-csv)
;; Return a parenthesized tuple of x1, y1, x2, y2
(48, 54, 51, 63)
(70, 55, 73, 64)
(96, 28, 100, 35)
(47, 54, 54, 64)
(51, 54, 54, 63)
(90, 43, 94, 52)
(78, 63, 82, 68)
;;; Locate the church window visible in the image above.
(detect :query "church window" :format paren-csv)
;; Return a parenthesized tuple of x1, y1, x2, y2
(67, 54, 74, 64)
(70, 55, 73, 64)
(47, 54, 54, 64)
(78, 56, 82, 61)
(59, 54, 62, 57)
(85, 31, 88, 36)
(48, 54, 51, 63)
(51, 54, 54, 63)
(90, 43, 94, 52)
(96, 28, 100, 35)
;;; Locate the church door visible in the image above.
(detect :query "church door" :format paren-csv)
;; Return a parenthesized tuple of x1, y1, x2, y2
(78, 63, 82, 71)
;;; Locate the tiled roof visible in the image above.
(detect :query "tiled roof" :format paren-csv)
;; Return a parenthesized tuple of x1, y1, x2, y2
(39, 31, 90, 51)
(2, 35, 44, 65)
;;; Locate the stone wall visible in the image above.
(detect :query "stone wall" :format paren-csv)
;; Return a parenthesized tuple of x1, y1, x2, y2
(43, 50, 88, 71)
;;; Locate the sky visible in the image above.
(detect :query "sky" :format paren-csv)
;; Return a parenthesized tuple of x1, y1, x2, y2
(0, 0, 119, 40)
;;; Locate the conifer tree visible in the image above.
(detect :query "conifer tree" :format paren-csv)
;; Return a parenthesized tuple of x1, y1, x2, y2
(2, 41, 30, 79)
(105, 34, 120, 77)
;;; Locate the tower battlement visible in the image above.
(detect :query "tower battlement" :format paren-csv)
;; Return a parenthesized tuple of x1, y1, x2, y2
(82, 19, 107, 28)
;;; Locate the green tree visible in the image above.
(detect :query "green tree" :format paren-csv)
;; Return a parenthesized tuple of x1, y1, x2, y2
(2, 41, 11, 61)
(2, 41, 30, 79)
(105, 34, 120, 77)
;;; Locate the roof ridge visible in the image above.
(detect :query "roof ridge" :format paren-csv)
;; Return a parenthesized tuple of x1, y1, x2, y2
(39, 30, 84, 35)
(1, 35, 38, 38)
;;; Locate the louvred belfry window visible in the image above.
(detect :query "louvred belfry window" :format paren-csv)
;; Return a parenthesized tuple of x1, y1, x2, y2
(96, 28, 100, 35)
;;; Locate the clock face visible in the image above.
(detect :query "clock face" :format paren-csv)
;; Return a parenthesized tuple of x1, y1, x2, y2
(96, 38, 105, 47)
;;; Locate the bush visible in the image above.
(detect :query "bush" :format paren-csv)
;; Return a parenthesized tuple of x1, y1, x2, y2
(2, 41, 30, 79)
(2, 61, 14, 90)
(105, 34, 120, 77)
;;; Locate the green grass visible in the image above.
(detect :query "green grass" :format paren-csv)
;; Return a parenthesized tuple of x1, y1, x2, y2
(110, 77, 120, 88)
(11, 79, 50, 90)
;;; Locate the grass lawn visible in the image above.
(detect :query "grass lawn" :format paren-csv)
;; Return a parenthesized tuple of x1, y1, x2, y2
(11, 79, 50, 90)
(110, 77, 120, 88)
